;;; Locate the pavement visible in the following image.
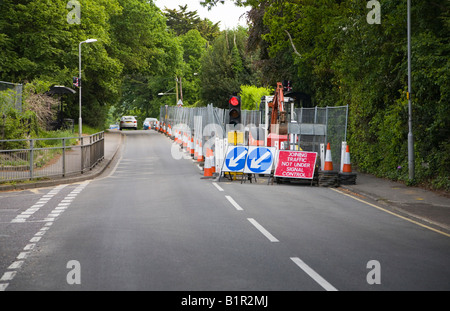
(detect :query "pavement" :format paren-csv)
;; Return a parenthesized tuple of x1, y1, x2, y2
(1, 130, 449, 236)
(339, 172, 450, 235)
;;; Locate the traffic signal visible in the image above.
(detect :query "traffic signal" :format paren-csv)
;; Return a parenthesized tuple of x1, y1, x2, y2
(228, 95, 241, 126)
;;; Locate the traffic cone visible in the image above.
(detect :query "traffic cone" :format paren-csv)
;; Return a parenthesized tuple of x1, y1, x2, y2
(324, 143, 333, 171)
(339, 144, 357, 185)
(197, 140, 203, 162)
(203, 148, 213, 177)
(342, 145, 352, 173)
(210, 148, 215, 174)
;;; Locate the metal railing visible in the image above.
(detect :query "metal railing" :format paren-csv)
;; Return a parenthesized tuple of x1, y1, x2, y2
(0, 132, 104, 183)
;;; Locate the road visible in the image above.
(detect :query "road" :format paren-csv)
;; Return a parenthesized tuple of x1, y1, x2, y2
(1, 130, 449, 294)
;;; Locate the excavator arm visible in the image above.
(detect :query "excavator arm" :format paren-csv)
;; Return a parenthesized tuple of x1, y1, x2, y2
(268, 82, 287, 135)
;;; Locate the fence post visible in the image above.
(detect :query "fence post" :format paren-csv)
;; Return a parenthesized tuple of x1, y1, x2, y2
(29, 139, 34, 180)
(62, 138, 66, 177)
(80, 136, 84, 174)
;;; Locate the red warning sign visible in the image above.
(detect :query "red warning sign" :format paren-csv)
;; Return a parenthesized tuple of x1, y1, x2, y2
(274, 150, 317, 179)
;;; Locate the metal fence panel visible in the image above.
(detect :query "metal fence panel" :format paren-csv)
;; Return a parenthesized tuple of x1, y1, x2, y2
(0, 132, 104, 183)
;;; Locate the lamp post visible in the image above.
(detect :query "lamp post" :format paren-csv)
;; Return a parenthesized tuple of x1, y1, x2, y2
(407, 0, 414, 181)
(78, 39, 97, 138)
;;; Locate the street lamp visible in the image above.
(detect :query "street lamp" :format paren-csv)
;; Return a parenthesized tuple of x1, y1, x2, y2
(158, 86, 176, 96)
(78, 38, 97, 138)
(407, 0, 414, 181)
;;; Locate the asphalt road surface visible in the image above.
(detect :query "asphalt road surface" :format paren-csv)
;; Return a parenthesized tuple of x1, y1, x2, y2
(1, 130, 449, 294)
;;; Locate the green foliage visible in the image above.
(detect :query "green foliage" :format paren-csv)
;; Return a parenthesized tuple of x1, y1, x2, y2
(200, 27, 259, 108)
(164, 4, 220, 42)
(239, 85, 273, 110)
(241, 0, 449, 191)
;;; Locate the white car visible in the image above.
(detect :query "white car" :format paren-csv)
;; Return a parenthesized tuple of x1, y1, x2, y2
(119, 116, 138, 130)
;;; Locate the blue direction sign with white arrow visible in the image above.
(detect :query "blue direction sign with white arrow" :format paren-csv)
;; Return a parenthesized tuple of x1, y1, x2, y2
(244, 146, 276, 174)
(223, 146, 248, 172)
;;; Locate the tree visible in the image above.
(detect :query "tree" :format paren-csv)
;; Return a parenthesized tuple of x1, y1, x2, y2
(109, 0, 183, 122)
(164, 5, 220, 43)
(0, 0, 123, 128)
(239, 84, 273, 110)
(200, 27, 258, 108)
(179, 29, 208, 106)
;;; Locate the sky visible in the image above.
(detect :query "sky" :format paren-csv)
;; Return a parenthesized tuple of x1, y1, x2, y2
(154, 0, 249, 30)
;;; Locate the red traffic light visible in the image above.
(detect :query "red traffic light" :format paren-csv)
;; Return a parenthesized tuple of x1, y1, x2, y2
(229, 96, 239, 106)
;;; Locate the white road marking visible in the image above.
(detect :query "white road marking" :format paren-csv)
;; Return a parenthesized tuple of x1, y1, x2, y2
(290, 257, 338, 291)
(23, 244, 35, 251)
(330, 188, 450, 238)
(16, 252, 29, 260)
(225, 195, 243, 211)
(247, 218, 279, 242)
(8, 261, 23, 270)
(10, 185, 67, 223)
(212, 182, 224, 192)
(0, 271, 16, 281)
(0, 182, 90, 290)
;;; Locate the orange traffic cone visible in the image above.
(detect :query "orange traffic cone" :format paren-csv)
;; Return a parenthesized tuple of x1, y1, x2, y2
(197, 140, 203, 162)
(210, 148, 215, 174)
(203, 148, 213, 177)
(324, 143, 333, 171)
(342, 145, 352, 173)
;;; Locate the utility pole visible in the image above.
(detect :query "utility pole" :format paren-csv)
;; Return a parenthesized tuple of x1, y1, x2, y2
(407, 0, 415, 181)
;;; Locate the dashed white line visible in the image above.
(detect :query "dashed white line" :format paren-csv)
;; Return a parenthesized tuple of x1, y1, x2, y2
(290, 257, 338, 291)
(0, 271, 16, 282)
(16, 252, 29, 260)
(23, 244, 35, 251)
(212, 182, 224, 192)
(10, 184, 67, 223)
(247, 218, 279, 242)
(0, 182, 90, 291)
(225, 195, 243, 211)
(8, 261, 23, 270)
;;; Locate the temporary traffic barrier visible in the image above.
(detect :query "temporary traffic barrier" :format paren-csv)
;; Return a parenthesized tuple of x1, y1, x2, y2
(187, 133, 191, 154)
(197, 139, 203, 162)
(194, 138, 198, 160)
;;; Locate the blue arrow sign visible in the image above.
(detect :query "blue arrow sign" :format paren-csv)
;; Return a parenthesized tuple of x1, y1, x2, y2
(244, 147, 275, 174)
(223, 146, 248, 172)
